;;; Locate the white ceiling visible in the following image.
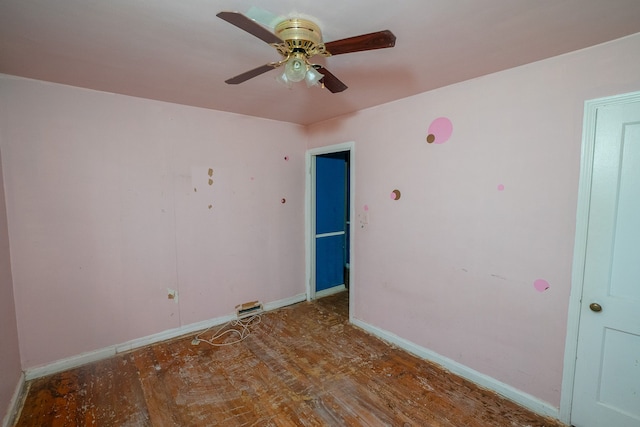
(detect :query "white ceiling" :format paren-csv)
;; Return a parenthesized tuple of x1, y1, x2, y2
(2, 0, 640, 125)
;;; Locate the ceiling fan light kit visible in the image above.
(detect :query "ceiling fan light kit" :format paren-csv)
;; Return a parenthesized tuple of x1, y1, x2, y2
(277, 62, 324, 89)
(217, 11, 396, 93)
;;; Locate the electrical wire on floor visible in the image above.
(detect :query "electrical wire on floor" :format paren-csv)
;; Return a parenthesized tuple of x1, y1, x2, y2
(192, 313, 262, 347)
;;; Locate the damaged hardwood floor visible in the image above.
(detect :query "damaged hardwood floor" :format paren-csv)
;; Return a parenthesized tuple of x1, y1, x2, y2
(14, 291, 565, 426)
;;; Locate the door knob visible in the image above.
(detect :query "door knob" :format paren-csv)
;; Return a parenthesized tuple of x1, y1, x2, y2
(589, 303, 602, 312)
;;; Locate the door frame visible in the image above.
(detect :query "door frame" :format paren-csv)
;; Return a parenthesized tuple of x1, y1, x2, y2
(559, 90, 640, 424)
(305, 141, 355, 316)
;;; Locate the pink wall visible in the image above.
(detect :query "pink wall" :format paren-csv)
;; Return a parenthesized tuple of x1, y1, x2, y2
(307, 34, 640, 407)
(0, 148, 21, 422)
(1, 31, 639, 413)
(0, 76, 307, 368)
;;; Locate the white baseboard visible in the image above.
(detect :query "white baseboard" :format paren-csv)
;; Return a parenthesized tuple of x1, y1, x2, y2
(114, 313, 236, 355)
(25, 292, 308, 381)
(315, 285, 346, 299)
(351, 318, 560, 421)
(263, 292, 306, 311)
(2, 372, 25, 427)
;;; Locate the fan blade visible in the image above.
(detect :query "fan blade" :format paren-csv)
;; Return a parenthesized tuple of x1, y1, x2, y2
(225, 64, 277, 84)
(217, 11, 282, 45)
(316, 67, 348, 93)
(324, 30, 396, 56)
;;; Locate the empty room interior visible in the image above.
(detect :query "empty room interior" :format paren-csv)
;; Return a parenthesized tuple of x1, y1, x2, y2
(1, 1, 640, 426)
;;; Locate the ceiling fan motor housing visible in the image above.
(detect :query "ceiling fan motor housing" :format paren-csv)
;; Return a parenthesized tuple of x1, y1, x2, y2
(275, 18, 328, 57)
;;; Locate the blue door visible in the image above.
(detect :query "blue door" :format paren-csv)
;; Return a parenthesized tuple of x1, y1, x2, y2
(315, 153, 348, 292)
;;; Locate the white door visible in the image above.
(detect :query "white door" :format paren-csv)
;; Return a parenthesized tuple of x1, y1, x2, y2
(572, 96, 640, 426)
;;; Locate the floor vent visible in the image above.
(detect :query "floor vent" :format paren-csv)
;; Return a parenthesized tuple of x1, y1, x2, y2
(235, 301, 263, 319)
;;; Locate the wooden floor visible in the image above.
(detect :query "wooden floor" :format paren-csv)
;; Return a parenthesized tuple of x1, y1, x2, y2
(13, 291, 565, 426)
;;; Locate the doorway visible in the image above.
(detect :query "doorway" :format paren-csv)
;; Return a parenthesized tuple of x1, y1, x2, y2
(306, 142, 354, 312)
(561, 91, 640, 426)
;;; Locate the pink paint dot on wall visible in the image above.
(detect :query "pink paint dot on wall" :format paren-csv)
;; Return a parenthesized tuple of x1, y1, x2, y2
(427, 117, 453, 144)
(497, 184, 505, 191)
(363, 205, 369, 211)
(533, 279, 550, 292)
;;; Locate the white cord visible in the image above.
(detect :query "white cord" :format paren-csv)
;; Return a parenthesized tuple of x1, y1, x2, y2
(193, 314, 262, 347)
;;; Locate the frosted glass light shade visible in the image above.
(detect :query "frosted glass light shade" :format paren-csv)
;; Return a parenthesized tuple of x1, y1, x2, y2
(284, 56, 307, 82)
(276, 72, 292, 87)
(305, 67, 323, 87)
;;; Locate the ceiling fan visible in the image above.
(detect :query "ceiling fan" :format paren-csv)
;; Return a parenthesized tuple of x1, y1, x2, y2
(216, 11, 396, 93)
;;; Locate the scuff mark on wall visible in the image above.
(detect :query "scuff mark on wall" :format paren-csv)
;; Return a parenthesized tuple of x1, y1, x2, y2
(359, 205, 370, 228)
(191, 166, 215, 210)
